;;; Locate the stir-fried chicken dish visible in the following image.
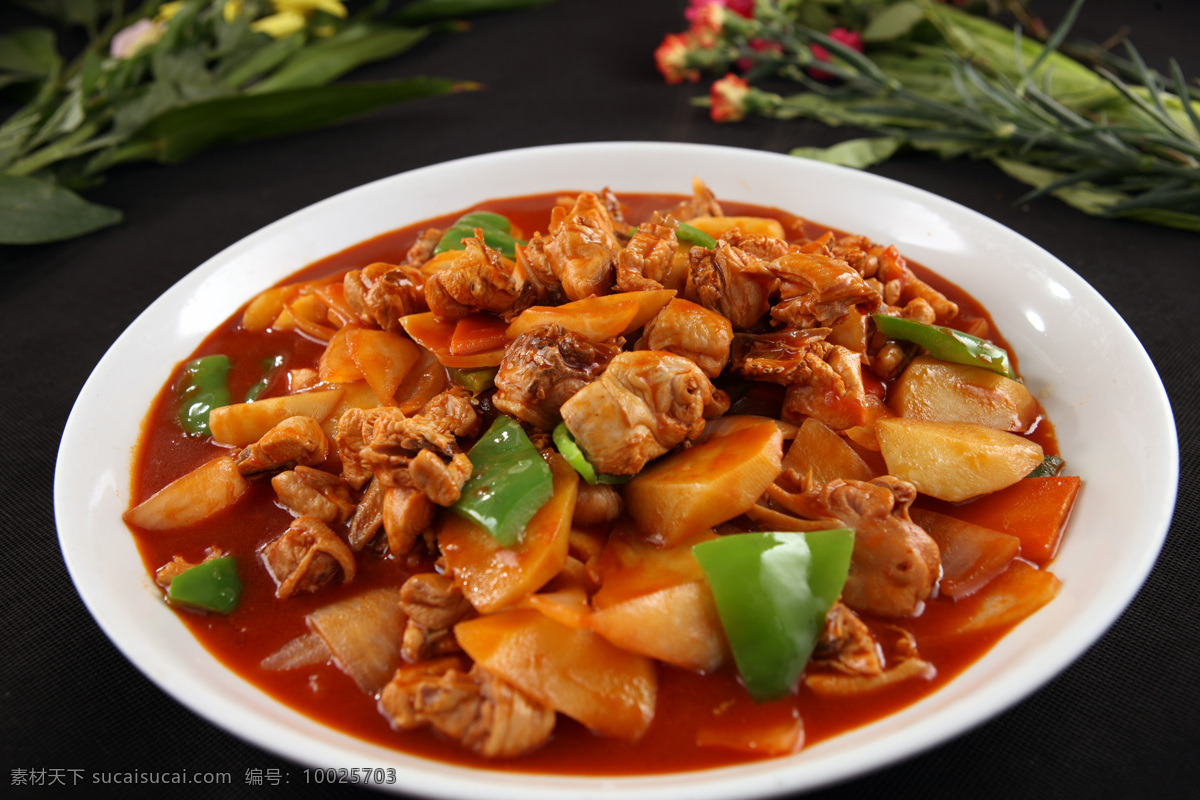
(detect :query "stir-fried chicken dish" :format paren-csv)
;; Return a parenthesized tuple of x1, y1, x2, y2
(124, 182, 1078, 770)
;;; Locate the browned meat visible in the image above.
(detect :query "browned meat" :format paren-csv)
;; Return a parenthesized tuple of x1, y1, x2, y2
(378, 660, 556, 759)
(688, 240, 778, 330)
(810, 601, 883, 677)
(638, 298, 732, 379)
(615, 213, 679, 291)
(348, 477, 385, 551)
(492, 325, 618, 430)
(154, 547, 225, 588)
(382, 486, 435, 557)
(512, 235, 561, 305)
(398, 572, 473, 663)
(733, 329, 869, 430)
(768, 251, 881, 330)
(831, 236, 958, 324)
(334, 406, 388, 490)
(271, 466, 356, 525)
(343, 261, 427, 332)
(782, 477, 940, 617)
(572, 483, 624, 527)
(544, 192, 621, 300)
(559, 351, 720, 475)
(407, 450, 473, 507)
(235, 416, 329, 476)
(722, 227, 790, 261)
(260, 516, 356, 599)
(363, 388, 478, 463)
(424, 230, 525, 321)
(658, 177, 723, 221)
(403, 228, 443, 268)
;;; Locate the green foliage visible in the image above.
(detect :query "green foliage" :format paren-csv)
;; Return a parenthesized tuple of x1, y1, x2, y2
(0, 0, 555, 244)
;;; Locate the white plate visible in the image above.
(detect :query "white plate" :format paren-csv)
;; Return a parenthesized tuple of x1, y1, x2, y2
(55, 142, 1178, 799)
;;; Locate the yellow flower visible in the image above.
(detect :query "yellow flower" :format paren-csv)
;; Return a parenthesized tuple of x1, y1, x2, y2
(252, 0, 348, 39)
(223, 0, 244, 23)
(155, 1, 185, 22)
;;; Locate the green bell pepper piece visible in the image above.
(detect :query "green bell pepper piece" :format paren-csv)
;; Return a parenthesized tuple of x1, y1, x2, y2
(452, 415, 554, 547)
(693, 529, 855, 702)
(433, 210, 524, 260)
(872, 314, 1016, 379)
(167, 556, 242, 615)
(244, 354, 284, 402)
(447, 366, 498, 393)
(177, 355, 232, 436)
(551, 422, 630, 486)
(676, 221, 717, 249)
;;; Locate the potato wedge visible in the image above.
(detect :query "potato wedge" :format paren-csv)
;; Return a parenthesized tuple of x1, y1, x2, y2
(876, 418, 1043, 502)
(589, 581, 729, 673)
(687, 215, 786, 240)
(347, 328, 421, 402)
(506, 295, 639, 342)
(318, 324, 364, 384)
(124, 455, 248, 530)
(890, 356, 1040, 432)
(782, 418, 875, 484)
(209, 388, 344, 446)
(625, 421, 783, 546)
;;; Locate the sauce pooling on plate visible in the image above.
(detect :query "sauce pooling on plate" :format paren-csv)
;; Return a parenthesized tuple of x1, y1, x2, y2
(124, 183, 1077, 774)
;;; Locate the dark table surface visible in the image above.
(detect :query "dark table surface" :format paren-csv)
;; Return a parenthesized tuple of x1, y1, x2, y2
(3, 1, 1197, 797)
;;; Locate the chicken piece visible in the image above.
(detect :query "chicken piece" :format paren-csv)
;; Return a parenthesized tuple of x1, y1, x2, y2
(378, 660, 556, 759)
(363, 389, 477, 464)
(544, 192, 621, 300)
(733, 329, 868, 430)
(512, 235, 562, 305)
(559, 351, 720, 475)
(382, 485, 436, 557)
(492, 324, 618, 430)
(343, 261, 427, 332)
(831, 236, 958, 324)
(424, 230, 525, 321)
(687, 239, 778, 330)
(722, 227, 789, 261)
(398, 572, 474, 663)
(806, 622, 934, 695)
(768, 251, 881, 330)
(260, 516, 357, 599)
(154, 547, 225, 589)
(659, 176, 724, 222)
(334, 407, 389, 490)
(615, 212, 679, 291)
(779, 476, 940, 617)
(600, 186, 637, 240)
(408, 450, 473, 507)
(235, 416, 329, 476)
(639, 298, 732, 379)
(348, 477, 385, 551)
(572, 483, 623, 527)
(403, 228, 443, 268)
(810, 601, 884, 677)
(271, 466, 356, 525)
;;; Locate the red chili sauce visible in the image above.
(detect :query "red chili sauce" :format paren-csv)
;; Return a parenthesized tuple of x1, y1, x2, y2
(127, 192, 1062, 775)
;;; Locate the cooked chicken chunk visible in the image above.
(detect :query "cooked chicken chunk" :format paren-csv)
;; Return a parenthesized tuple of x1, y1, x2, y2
(424, 230, 525, 321)
(658, 176, 724, 221)
(831, 235, 958, 324)
(615, 212, 679, 291)
(768, 251, 881, 330)
(378, 660, 556, 759)
(235, 415, 329, 476)
(572, 483, 624, 527)
(559, 351, 721, 475)
(544, 192, 621, 300)
(493, 324, 618, 430)
(810, 601, 884, 677)
(382, 486, 436, 557)
(782, 476, 941, 617)
(407, 450, 473, 507)
(348, 477, 385, 551)
(343, 261, 427, 332)
(260, 516, 356, 599)
(398, 572, 473, 663)
(688, 239, 778, 330)
(639, 298, 732, 378)
(271, 466, 356, 525)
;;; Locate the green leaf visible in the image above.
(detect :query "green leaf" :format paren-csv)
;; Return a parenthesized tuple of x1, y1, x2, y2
(113, 77, 479, 166)
(250, 25, 431, 93)
(1112, 207, 1200, 232)
(862, 1, 924, 43)
(0, 28, 60, 87)
(0, 173, 121, 244)
(216, 33, 306, 89)
(394, 0, 556, 26)
(13, 0, 100, 28)
(991, 156, 1131, 216)
(791, 136, 905, 168)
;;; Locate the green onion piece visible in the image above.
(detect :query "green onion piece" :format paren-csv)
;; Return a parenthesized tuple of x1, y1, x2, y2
(453, 415, 554, 547)
(177, 355, 232, 436)
(677, 221, 717, 249)
(552, 422, 597, 484)
(1027, 454, 1065, 478)
(167, 556, 242, 615)
(433, 210, 524, 260)
(693, 529, 854, 702)
(873, 314, 1016, 379)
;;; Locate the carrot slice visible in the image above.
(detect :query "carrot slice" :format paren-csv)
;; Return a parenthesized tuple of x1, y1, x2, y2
(911, 509, 1020, 599)
(449, 312, 512, 355)
(939, 476, 1081, 564)
(399, 312, 505, 368)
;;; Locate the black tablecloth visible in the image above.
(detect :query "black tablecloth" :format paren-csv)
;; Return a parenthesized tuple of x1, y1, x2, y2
(3, 1, 1197, 797)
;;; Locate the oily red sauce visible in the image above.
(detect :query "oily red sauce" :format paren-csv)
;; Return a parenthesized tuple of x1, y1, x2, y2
(128, 192, 1060, 775)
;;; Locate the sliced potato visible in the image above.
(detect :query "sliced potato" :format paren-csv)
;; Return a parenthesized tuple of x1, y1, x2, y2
(306, 587, 405, 694)
(624, 421, 783, 547)
(782, 417, 875, 484)
(208, 388, 344, 447)
(876, 417, 1043, 502)
(124, 455, 248, 530)
(506, 295, 639, 342)
(318, 324, 364, 383)
(950, 559, 1061, 634)
(910, 508, 1020, 600)
(890, 356, 1040, 432)
(347, 328, 421, 402)
(687, 215, 786, 240)
(589, 581, 728, 673)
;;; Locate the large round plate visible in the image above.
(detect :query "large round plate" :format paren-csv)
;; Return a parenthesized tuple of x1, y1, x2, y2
(55, 141, 1177, 799)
